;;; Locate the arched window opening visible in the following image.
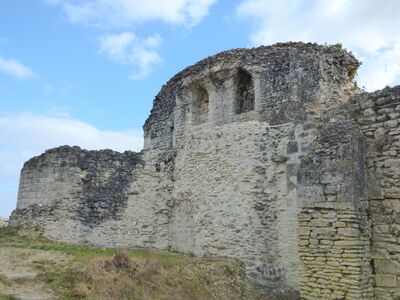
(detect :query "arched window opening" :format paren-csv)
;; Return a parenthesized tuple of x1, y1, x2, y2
(192, 86, 209, 125)
(235, 69, 255, 114)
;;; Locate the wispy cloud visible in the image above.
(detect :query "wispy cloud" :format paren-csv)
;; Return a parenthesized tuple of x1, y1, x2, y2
(48, 0, 217, 29)
(0, 55, 37, 79)
(46, 0, 217, 79)
(99, 32, 162, 80)
(0, 112, 143, 218)
(237, 0, 400, 91)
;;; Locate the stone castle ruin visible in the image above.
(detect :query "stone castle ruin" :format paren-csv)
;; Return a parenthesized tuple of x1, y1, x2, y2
(10, 43, 400, 299)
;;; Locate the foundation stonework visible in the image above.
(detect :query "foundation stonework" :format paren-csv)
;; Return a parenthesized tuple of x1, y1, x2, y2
(10, 43, 400, 299)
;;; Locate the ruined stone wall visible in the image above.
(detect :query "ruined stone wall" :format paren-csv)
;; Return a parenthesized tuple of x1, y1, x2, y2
(144, 43, 359, 152)
(0, 218, 8, 227)
(170, 120, 299, 291)
(298, 201, 374, 299)
(353, 87, 400, 299)
(155, 43, 358, 294)
(11, 146, 173, 249)
(297, 87, 400, 299)
(296, 104, 375, 299)
(11, 43, 400, 298)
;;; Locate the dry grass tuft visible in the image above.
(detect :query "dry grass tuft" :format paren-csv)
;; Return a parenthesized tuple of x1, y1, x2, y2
(111, 250, 137, 272)
(63, 253, 266, 300)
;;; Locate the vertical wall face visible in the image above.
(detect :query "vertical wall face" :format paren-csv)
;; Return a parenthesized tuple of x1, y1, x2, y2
(298, 204, 374, 299)
(163, 44, 359, 293)
(297, 88, 400, 299)
(16, 149, 82, 210)
(170, 120, 300, 291)
(296, 107, 375, 299)
(169, 66, 294, 291)
(354, 87, 400, 299)
(11, 147, 172, 250)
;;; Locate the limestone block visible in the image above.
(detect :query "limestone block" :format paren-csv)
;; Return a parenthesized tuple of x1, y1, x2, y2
(337, 228, 359, 237)
(374, 260, 400, 274)
(384, 120, 398, 128)
(375, 274, 397, 287)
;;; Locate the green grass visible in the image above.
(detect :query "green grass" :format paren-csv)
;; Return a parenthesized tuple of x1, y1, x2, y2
(0, 227, 267, 300)
(0, 227, 193, 264)
(0, 294, 18, 300)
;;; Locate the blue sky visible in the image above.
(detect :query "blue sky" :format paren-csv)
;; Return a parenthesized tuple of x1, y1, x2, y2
(1, 0, 400, 218)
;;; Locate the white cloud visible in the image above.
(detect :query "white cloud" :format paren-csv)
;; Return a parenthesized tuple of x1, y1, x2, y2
(356, 42, 400, 91)
(0, 112, 143, 218)
(99, 32, 162, 80)
(48, 0, 216, 29)
(46, 0, 217, 78)
(0, 55, 37, 79)
(237, 0, 400, 91)
(0, 112, 143, 153)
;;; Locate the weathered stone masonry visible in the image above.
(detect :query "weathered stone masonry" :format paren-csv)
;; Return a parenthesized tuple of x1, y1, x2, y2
(10, 43, 400, 299)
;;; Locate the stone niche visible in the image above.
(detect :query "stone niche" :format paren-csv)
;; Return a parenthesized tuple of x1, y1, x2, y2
(10, 42, 400, 299)
(188, 85, 209, 125)
(235, 68, 255, 114)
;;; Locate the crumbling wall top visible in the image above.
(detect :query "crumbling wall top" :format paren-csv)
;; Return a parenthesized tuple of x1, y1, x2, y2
(23, 145, 141, 170)
(144, 42, 360, 150)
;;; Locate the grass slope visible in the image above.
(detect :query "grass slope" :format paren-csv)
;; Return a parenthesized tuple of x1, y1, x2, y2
(0, 227, 267, 299)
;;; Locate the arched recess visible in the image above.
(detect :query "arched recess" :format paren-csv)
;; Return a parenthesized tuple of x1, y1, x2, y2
(192, 86, 209, 125)
(235, 68, 255, 114)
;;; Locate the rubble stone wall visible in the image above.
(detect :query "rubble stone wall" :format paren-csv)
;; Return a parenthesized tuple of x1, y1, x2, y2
(354, 87, 400, 299)
(296, 103, 375, 299)
(10, 43, 400, 298)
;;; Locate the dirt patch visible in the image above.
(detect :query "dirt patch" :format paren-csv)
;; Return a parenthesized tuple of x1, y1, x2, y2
(0, 248, 70, 300)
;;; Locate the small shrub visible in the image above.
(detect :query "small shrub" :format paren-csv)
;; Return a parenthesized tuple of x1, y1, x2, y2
(348, 66, 358, 81)
(112, 250, 136, 272)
